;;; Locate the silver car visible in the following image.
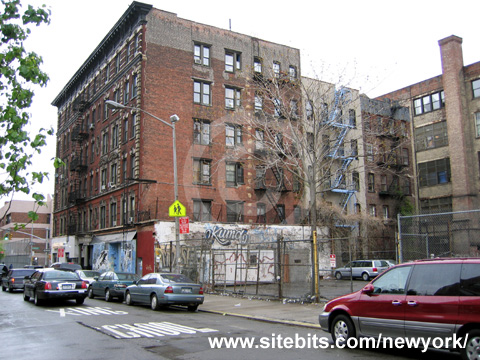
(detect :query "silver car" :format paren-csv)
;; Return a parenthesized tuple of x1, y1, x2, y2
(125, 273, 204, 312)
(334, 260, 390, 281)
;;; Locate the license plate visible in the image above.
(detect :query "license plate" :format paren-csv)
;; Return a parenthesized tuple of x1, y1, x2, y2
(181, 287, 192, 293)
(62, 284, 74, 290)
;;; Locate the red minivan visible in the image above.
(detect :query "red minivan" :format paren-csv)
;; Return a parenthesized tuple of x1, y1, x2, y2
(319, 258, 480, 359)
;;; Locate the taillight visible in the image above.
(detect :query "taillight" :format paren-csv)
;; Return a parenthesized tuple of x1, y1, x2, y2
(11, 278, 15, 284)
(45, 282, 52, 290)
(81, 281, 88, 289)
(373, 267, 378, 272)
(199, 287, 203, 295)
(165, 286, 173, 293)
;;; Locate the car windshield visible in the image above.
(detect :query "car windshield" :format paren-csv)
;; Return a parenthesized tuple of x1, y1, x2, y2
(44, 271, 80, 280)
(160, 274, 194, 283)
(12, 270, 35, 276)
(80, 271, 100, 277)
(117, 273, 137, 281)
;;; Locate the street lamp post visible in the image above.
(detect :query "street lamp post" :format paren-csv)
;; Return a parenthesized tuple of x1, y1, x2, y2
(106, 100, 181, 272)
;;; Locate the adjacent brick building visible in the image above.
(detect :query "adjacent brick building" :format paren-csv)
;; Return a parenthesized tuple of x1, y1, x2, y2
(379, 35, 480, 214)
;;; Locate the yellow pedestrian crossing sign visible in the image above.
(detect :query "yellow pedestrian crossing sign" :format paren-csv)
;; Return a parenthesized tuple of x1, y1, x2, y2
(169, 200, 186, 217)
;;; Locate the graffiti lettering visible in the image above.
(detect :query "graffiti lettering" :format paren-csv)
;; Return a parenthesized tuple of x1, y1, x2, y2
(205, 226, 250, 246)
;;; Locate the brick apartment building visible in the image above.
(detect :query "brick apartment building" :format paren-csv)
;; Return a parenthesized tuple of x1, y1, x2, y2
(51, 2, 313, 275)
(379, 35, 480, 214)
(0, 198, 52, 267)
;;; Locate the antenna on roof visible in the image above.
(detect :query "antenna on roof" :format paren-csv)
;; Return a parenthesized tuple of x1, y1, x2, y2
(229, 19, 231, 31)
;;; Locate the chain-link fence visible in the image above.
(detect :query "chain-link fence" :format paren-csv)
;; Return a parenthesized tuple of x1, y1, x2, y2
(2, 239, 30, 268)
(398, 210, 480, 261)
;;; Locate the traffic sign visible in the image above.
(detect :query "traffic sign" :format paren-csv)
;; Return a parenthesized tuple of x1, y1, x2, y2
(330, 254, 336, 268)
(179, 217, 189, 234)
(169, 200, 186, 217)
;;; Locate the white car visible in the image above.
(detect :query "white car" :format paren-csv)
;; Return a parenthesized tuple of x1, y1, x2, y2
(75, 270, 101, 285)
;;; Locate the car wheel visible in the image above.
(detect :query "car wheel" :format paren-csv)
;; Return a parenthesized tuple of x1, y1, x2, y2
(188, 304, 198, 312)
(461, 329, 480, 360)
(76, 298, 85, 305)
(362, 272, 370, 281)
(87, 286, 94, 299)
(125, 291, 133, 306)
(34, 292, 42, 306)
(1, 285, 6, 292)
(105, 288, 112, 302)
(335, 272, 343, 280)
(8, 285, 13, 293)
(23, 292, 30, 301)
(331, 314, 356, 344)
(151, 294, 160, 311)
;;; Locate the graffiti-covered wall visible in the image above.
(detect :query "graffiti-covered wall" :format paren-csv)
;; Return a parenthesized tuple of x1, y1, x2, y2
(91, 241, 136, 273)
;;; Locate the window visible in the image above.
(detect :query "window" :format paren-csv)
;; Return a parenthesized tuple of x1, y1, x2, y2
(366, 144, 374, 162)
(274, 98, 282, 117)
(193, 159, 211, 185)
(407, 264, 461, 296)
(380, 174, 388, 192)
(257, 203, 266, 223)
(105, 65, 110, 84)
(226, 162, 244, 186)
(476, 113, 480, 137)
(101, 169, 107, 190)
(372, 266, 412, 295)
(124, 80, 130, 103)
(130, 154, 135, 178)
(420, 196, 452, 214)
(226, 201, 244, 222)
(102, 132, 109, 155)
(194, 80, 211, 105)
(225, 124, 242, 147)
(130, 113, 137, 138)
(349, 109, 356, 127)
(126, 42, 131, 63)
(194, 43, 210, 66)
(288, 65, 297, 80)
(273, 62, 280, 77)
(368, 173, 375, 192)
(254, 57, 262, 73)
(225, 87, 241, 109)
(402, 179, 411, 195)
(112, 124, 119, 149)
(110, 163, 117, 185)
(369, 204, 377, 217)
(277, 205, 286, 223)
(193, 119, 210, 145)
(383, 205, 389, 219)
(115, 54, 120, 72)
(110, 202, 117, 226)
(193, 199, 211, 221)
(402, 148, 409, 165)
(255, 129, 264, 151)
(225, 51, 241, 72)
(418, 158, 451, 187)
(254, 93, 263, 112)
(352, 171, 359, 191)
(473, 79, 480, 98)
(123, 118, 128, 142)
(103, 100, 109, 120)
(351, 139, 358, 158)
(305, 100, 313, 119)
(415, 121, 448, 151)
(122, 158, 127, 182)
(132, 74, 138, 98)
(413, 91, 445, 115)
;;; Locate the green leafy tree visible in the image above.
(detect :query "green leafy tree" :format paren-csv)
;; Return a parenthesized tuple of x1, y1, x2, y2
(0, 0, 55, 220)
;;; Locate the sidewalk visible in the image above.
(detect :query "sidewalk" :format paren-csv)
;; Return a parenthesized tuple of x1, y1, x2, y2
(200, 279, 366, 329)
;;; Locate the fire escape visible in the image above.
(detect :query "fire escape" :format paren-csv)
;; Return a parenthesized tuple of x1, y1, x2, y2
(327, 88, 356, 212)
(254, 165, 289, 223)
(67, 96, 90, 235)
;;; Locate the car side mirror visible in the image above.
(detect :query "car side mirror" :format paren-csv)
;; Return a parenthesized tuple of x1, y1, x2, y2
(362, 283, 374, 295)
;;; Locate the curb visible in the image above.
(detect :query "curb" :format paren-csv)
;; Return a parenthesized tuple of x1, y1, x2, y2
(199, 308, 322, 330)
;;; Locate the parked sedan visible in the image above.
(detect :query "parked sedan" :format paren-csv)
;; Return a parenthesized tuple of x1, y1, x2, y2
(334, 259, 390, 281)
(87, 271, 138, 302)
(75, 270, 100, 285)
(125, 273, 204, 312)
(23, 268, 88, 306)
(2, 268, 36, 292)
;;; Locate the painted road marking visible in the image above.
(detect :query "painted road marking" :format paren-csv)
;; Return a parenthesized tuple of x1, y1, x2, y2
(99, 321, 218, 339)
(46, 306, 128, 317)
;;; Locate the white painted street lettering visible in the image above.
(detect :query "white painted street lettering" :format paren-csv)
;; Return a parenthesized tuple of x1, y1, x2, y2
(46, 306, 128, 317)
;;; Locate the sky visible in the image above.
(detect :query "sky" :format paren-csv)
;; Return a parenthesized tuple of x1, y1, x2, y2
(10, 0, 480, 201)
